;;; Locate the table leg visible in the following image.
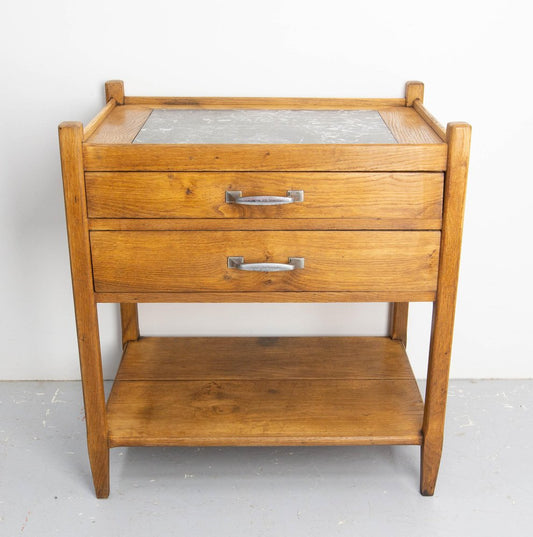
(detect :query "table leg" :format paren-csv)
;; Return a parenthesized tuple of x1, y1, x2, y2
(420, 122, 471, 495)
(59, 122, 109, 498)
(75, 303, 109, 498)
(390, 302, 409, 347)
(120, 303, 140, 348)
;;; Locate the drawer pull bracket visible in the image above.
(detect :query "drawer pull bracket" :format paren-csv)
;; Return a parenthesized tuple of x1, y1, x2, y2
(225, 190, 304, 205)
(227, 257, 304, 272)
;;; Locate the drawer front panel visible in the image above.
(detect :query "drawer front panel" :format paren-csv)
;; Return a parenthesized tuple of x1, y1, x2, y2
(83, 143, 448, 172)
(85, 172, 443, 226)
(91, 231, 440, 294)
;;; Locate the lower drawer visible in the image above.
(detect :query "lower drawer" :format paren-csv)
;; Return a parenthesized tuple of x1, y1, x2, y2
(90, 231, 440, 294)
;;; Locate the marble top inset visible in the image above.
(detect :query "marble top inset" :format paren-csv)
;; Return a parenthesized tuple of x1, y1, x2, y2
(133, 109, 398, 145)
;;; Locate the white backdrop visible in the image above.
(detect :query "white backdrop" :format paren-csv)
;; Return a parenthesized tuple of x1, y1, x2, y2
(1, 0, 532, 379)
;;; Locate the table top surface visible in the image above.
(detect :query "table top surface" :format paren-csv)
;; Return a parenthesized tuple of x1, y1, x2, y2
(132, 109, 398, 145)
(85, 104, 445, 146)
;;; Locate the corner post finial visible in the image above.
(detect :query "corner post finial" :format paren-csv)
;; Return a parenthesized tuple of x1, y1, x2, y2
(405, 81, 424, 106)
(105, 80, 125, 104)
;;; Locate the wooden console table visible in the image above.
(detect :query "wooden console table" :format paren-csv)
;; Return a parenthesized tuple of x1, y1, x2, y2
(59, 80, 470, 497)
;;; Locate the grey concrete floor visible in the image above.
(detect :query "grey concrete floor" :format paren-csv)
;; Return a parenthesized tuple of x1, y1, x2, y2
(0, 380, 531, 536)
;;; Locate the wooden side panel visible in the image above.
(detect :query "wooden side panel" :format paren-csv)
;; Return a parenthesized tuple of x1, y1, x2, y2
(85, 171, 444, 224)
(90, 230, 441, 294)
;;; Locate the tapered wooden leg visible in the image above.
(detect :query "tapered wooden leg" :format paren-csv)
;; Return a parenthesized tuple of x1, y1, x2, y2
(420, 436, 442, 496)
(421, 303, 451, 496)
(420, 122, 471, 495)
(390, 302, 409, 347)
(120, 303, 140, 349)
(76, 298, 109, 498)
(78, 307, 109, 499)
(60, 122, 109, 498)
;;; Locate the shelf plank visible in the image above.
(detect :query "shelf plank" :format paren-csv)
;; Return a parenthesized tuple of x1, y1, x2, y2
(108, 378, 423, 447)
(107, 337, 423, 447)
(116, 337, 416, 381)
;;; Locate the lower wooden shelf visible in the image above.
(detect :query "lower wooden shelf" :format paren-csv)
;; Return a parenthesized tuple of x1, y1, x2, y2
(106, 336, 423, 447)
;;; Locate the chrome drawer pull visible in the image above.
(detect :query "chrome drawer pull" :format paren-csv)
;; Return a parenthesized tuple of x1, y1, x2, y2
(227, 257, 304, 272)
(225, 190, 304, 205)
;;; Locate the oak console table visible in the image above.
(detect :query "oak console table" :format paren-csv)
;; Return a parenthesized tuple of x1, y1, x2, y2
(59, 80, 470, 498)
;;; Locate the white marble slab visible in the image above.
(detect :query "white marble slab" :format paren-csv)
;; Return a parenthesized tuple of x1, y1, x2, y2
(133, 109, 398, 144)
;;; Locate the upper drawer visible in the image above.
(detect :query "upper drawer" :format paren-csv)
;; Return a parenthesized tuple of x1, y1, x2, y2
(86, 172, 443, 228)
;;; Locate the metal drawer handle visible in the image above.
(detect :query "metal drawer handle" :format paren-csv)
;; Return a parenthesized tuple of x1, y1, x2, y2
(225, 190, 304, 205)
(227, 257, 304, 272)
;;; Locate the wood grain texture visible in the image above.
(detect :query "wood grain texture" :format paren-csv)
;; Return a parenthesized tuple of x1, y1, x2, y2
(421, 122, 471, 496)
(58, 122, 109, 498)
(86, 106, 152, 144)
(390, 302, 409, 346)
(83, 142, 447, 172)
(90, 230, 440, 294)
(61, 83, 467, 496)
(120, 303, 139, 349)
(379, 108, 443, 144)
(123, 96, 407, 109)
(83, 99, 116, 141)
(88, 217, 443, 232)
(405, 81, 424, 107)
(116, 337, 417, 381)
(413, 100, 447, 142)
(85, 171, 444, 224)
(108, 379, 423, 447)
(84, 105, 445, 146)
(107, 336, 422, 447)
(95, 290, 437, 303)
(105, 80, 124, 104)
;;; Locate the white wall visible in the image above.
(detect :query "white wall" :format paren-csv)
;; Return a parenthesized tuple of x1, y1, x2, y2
(1, 0, 532, 379)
